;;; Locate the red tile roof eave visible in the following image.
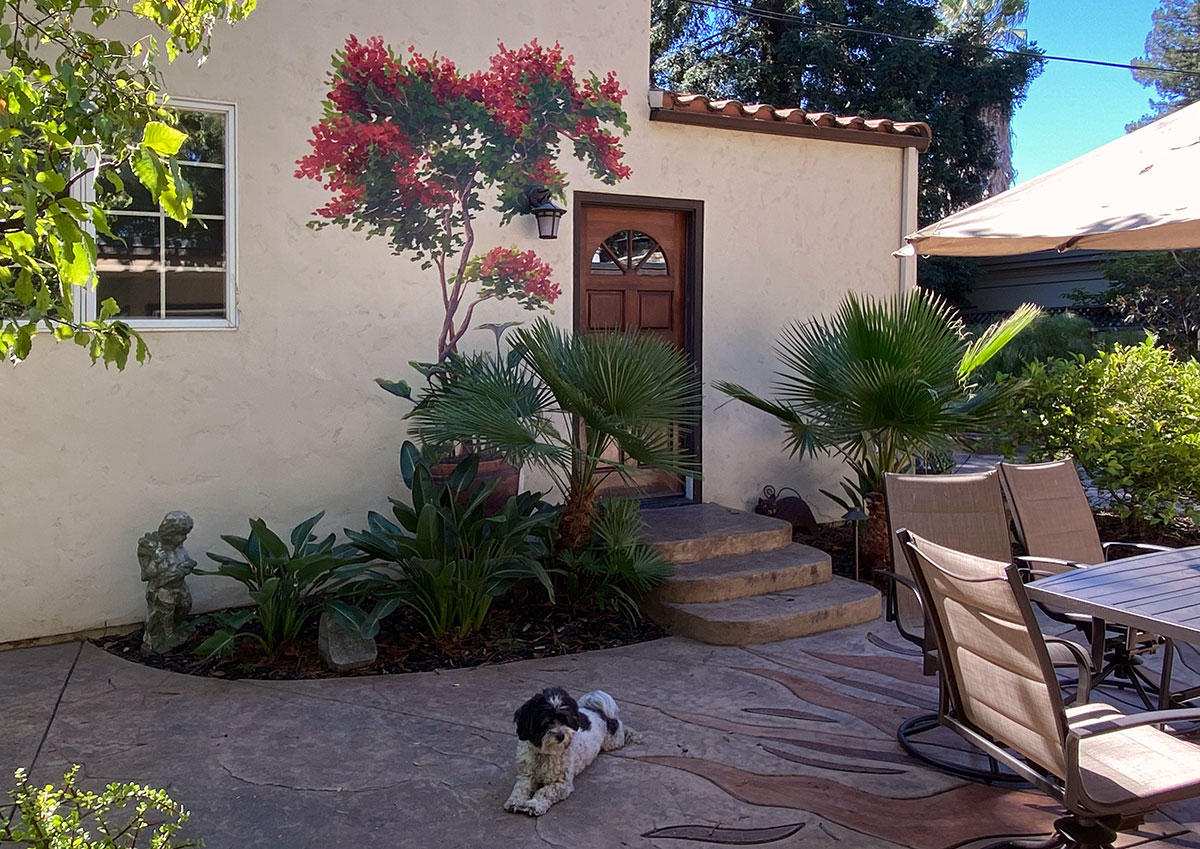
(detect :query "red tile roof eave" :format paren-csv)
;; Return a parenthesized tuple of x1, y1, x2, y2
(650, 91, 932, 153)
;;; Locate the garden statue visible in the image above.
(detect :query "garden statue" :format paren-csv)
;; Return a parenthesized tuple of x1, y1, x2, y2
(138, 511, 197, 654)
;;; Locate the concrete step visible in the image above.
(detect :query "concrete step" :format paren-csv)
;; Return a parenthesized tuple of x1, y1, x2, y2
(641, 503, 793, 564)
(651, 543, 832, 605)
(647, 577, 881, 646)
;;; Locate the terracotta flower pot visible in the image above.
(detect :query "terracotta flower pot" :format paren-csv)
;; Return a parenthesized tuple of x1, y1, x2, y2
(430, 454, 521, 515)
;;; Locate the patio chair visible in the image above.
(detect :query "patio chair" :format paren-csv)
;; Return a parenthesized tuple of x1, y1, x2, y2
(997, 459, 1172, 705)
(883, 471, 1013, 673)
(896, 529, 1200, 849)
(882, 471, 1089, 782)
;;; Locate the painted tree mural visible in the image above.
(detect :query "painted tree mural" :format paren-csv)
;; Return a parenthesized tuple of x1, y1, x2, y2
(297, 37, 632, 360)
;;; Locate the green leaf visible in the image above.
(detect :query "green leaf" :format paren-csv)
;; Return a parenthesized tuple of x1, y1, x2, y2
(142, 120, 187, 155)
(35, 170, 66, 193)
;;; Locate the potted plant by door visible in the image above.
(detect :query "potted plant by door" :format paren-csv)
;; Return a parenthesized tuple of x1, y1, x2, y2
(377, 331, 527, 514)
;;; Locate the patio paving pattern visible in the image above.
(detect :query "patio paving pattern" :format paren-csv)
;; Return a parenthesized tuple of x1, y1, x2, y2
(4, 624, 1200, 849)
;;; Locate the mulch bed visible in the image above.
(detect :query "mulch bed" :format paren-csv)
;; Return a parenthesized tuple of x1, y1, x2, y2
(93, 592, 666, 680)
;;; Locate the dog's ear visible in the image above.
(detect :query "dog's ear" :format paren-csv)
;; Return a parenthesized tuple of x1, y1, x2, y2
(513, 694, 546, 745)
(545, 688, 583, 731)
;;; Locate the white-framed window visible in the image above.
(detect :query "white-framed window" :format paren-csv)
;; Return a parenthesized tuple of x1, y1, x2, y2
(78, 99, 237, 330)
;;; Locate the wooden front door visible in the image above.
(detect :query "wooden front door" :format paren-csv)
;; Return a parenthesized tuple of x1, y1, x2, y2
(576, 203, 691, 499)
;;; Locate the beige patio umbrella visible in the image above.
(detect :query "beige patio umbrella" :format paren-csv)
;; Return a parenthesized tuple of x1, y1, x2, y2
(898, 99, 1200, 257)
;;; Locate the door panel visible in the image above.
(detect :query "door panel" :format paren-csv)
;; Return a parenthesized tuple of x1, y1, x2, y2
(577, 203, 691, 499)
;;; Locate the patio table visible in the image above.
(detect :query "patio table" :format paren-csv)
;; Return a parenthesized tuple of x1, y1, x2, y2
(1025, 546, 1200, 711)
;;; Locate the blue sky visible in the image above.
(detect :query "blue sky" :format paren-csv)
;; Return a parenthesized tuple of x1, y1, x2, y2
(1010, 0, 1161, 183)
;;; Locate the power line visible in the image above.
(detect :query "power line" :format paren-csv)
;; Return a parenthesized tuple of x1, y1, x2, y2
(672, 0, 1200, 79)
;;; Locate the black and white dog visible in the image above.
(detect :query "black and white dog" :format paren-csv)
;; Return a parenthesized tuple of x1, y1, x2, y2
(504, 687, 639, 816)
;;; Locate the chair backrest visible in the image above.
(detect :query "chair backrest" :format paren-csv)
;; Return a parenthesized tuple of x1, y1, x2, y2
(997, 459, 1104, 568)
(884, 471, 1013, 642)
(897, 530, 1070, 780)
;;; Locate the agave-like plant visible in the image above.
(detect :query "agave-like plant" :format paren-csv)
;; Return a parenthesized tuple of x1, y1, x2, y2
(408, 317, 700, 550)
(714, 289, 1037, 564)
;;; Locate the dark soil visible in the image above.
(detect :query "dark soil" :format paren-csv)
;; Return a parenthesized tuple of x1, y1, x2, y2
(795, 521, 859, 580)
(795, 514, 1200, 586)
(93, 592, 666, 680)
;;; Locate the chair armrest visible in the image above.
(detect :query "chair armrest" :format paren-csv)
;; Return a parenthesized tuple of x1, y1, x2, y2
(873, 569, 926, 651)
(1068, 707, 1200, 739)
(1046, 637, 1093, 702)
(1103, 541, 1174, 559)
(876, 568, 920, 594)
(1015, 555, 1083, 581)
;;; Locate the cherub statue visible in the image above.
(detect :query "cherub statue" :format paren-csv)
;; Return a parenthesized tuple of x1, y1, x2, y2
(138, 511, 197, 654)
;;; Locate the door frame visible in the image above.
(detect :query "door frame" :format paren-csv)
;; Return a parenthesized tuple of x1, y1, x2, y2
(572, 192, 704, 504)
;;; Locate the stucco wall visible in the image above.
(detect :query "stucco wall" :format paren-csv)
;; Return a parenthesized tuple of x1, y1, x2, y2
(0, 0, 911, 643)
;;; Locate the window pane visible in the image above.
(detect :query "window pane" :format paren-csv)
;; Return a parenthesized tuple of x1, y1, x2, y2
(96, 165, 157, 213)
(97, 271, 160, 317)
(176, 111, 225, 164)
(602, 230, 630, 267)
(182, 164, 224, 216)
(636, 246, 669, 276)
(629, 231, 657, 265)
(97, 215, 159, 268)
(590, 244, 622, 275)
(165, 218, 224, 268)
(164, 271, 225, 318)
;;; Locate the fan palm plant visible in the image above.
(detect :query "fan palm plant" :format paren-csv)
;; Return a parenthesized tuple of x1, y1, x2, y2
(714, 289, 1037, 566)
(408, 317, 700, 550)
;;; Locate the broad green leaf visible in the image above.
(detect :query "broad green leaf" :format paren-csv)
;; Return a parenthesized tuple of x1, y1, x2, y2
(141, 120, 187, 156)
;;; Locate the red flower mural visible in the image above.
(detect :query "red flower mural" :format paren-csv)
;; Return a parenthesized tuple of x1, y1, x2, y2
(296, 36, 631, 359)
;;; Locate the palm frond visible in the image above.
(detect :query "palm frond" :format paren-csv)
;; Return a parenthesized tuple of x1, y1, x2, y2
(959, 302, 1040, 379)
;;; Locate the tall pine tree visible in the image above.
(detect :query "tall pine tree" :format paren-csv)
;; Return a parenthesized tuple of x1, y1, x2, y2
(1130, 0, 1200, 127)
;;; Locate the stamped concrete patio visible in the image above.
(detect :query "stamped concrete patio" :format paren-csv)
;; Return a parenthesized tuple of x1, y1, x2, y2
(5, 623, 1200, 849)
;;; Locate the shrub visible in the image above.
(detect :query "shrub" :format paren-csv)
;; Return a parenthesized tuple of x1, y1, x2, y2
(344, 444, 557, 641)
(997, 337, 1200, 530)
(559, 498, 674, 618)
(197, 512, 370, 656)
(0, 766, 198, 848)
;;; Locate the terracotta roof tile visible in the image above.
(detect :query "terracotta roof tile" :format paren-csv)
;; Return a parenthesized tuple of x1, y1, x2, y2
(649, 90, 932, 151)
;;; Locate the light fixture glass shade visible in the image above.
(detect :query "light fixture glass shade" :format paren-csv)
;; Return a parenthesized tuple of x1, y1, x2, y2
(532, 201, 566, 239)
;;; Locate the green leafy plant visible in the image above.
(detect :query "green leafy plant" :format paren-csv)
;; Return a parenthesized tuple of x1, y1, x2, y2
(0, 0, 254, 367)
(408, 317, 700, 551)
(375, 340, 528, 458)
(1070, 250, 1200, 358)
(714, 290, 1037, 568)
(197, 512, 369, 656)
(559, 498, 674, 618)
(997, 337, 1200, 531)
(715, 290, 1038, 498)
(343, 444, 557, 641)
(0, 766, 199, 848)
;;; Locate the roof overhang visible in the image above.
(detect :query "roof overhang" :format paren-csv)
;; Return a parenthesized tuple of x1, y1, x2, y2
(648, 89, 932, 152)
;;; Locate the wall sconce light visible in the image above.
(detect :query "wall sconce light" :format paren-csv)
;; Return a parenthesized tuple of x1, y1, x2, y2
(524, 185, 565, 240)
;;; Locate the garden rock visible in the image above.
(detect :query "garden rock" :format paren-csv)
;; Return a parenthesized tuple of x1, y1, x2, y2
(318, 612, 377, 673)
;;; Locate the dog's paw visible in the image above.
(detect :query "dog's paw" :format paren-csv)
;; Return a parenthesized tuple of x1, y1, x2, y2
(624, 727, 644, 745)
(511, 799, 548, 817)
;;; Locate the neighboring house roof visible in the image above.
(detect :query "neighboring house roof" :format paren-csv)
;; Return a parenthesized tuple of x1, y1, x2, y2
(649, 90, 932, 152)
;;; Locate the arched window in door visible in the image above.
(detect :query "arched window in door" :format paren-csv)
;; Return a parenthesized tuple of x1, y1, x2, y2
(590, 229, 669, 276)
